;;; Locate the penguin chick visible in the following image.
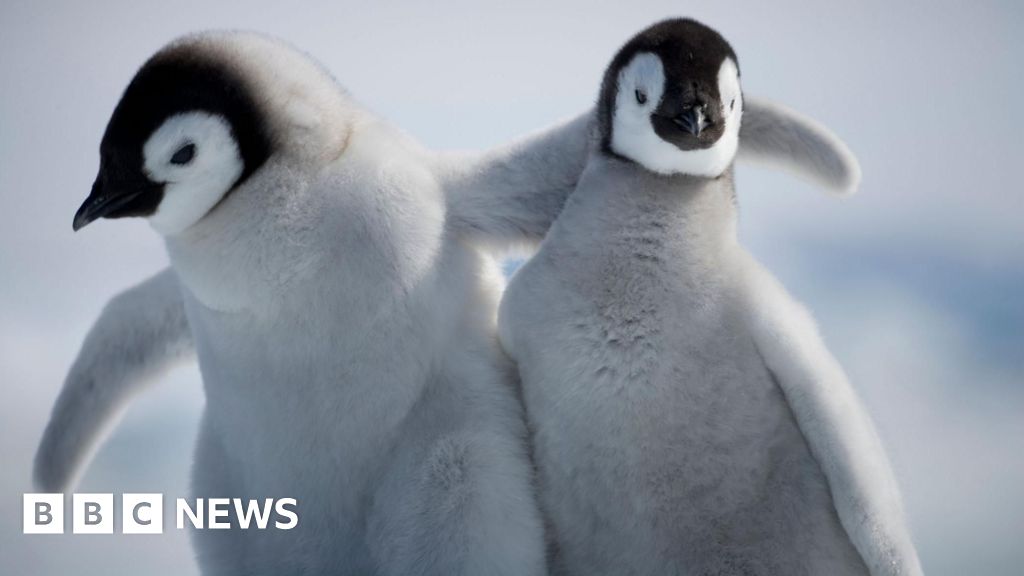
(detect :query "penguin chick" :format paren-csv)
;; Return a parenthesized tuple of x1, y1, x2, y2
(499, 18, 921, 576)
(65, 31, 547, 576)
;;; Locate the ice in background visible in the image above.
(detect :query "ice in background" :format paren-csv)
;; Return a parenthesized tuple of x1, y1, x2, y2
(1, 1, 1021, 574)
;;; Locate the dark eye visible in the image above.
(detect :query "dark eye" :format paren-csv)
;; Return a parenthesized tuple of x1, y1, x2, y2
(170, 143, 196, 165)
(635, 89, 647, 105)
(730, 99, 736, 111)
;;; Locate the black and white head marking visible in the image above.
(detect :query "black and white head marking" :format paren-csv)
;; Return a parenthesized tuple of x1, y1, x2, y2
(597, 18, 742, 177)
(73, 45, 272, 235)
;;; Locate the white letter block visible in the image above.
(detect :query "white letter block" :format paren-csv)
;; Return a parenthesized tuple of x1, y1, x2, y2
(73, 493, 113, 534)
(23, 493, 63, 534)
(123, 493, 163, 534)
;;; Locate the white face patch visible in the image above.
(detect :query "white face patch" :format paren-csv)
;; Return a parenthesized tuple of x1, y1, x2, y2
(143, 111, 244, 235)
(611, 54, 743, 177)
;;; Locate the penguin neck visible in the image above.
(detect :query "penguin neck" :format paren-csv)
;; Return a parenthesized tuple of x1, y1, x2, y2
(161, 155, 331, 315)
(163, 121, 446, 321)
(561, 153, 739, 263)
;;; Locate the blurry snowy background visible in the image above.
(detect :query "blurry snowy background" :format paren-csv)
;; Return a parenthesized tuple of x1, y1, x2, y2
(1, 0, 1021, 574)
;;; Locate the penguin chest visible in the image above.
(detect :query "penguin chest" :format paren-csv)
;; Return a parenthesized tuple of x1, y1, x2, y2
(504, 247, 844, 572)
(182, 289, 425, 512)
(512, 256, 795, 488)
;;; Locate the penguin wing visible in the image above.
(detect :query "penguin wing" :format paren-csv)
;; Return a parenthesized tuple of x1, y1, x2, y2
(739, 254, 922, 576)
(737, 98, 861, 196)
(437, 98, 860, 247)
(434, 111, 596, 247)
(34, 268, 194, 492)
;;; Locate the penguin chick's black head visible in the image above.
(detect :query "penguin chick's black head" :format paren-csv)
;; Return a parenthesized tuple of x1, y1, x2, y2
(597, 18, 743, 176)
(73, 43, 272, 233)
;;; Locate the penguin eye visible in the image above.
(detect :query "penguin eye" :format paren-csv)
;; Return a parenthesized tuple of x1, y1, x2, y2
(730, 99, 735, 112)
(170, 142, 196, 166)
(635, 89, 648, 105)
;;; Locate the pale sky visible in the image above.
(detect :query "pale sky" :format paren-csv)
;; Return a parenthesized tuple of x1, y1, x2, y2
(1, 1, 1021, 574)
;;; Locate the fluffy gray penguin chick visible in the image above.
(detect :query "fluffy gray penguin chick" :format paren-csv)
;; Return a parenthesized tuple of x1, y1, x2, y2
(498, 18, 922, 576)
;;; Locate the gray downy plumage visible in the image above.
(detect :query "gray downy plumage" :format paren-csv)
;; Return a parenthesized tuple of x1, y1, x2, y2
(498, 18, 921, 576)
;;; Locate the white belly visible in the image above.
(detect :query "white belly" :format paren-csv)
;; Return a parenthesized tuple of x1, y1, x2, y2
(185, 295, 418, 573)
(181, 252, 545, 576)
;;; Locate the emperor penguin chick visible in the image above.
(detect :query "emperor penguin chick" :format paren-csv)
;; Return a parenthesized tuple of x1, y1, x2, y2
(498, 18, 922, 576)
(68, 32, 546, 576)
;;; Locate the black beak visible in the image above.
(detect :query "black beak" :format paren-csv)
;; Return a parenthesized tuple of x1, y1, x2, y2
(72, 177, 145, 231)
(672, 106, 707, 136)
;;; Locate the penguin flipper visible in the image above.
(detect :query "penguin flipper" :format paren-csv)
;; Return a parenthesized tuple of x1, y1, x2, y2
(739, 254, 921, 576)
(436, 111, 596, 248)
(438, 99, 859, 248)
(737, 97, 861, 196)
(34, 268, 193, 492)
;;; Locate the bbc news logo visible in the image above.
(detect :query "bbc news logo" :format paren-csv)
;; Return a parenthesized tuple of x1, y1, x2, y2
(23, 494, 298, 534)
